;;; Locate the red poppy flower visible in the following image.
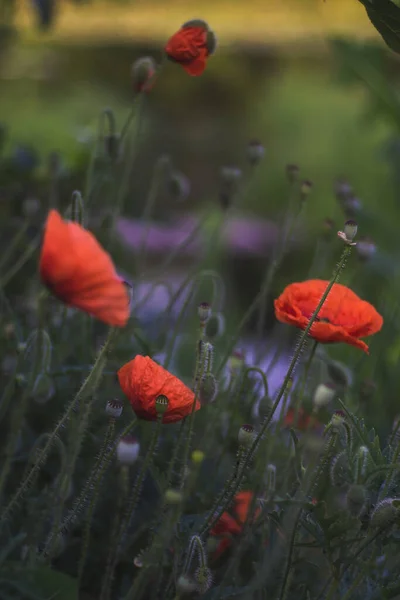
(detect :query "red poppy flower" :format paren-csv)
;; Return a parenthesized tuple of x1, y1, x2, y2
(40, 210, 130, 327)
(165, 20, 216, 76)
(274, 279, 383, 354)
(117, 355, 201, 424)
(283, 407, 323, 432)
(210, 491, 261, 559)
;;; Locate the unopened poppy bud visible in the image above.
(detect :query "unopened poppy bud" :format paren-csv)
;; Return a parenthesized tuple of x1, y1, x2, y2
(330, 410, 346, 430)
(356, 236, 376, 261)
(313, 383, 336, 408)
(106, 398, 123, 419)
(354, 445, 370, 481)
(131, 56, 157, 93)
(258, 395, 273, 420)
(238, 424, 256, 447)
(346, 484, 367, 517)
(168, 170, 191, 202)
(300, 180, 313, 201)
(31, 373, 55, 404)
(286, 164, 299, 183)
(165, 488, 183, 504)
(176, 575, 197, 595)
(198, 302, 212, 325)
(205, 313, 225, 339)
(219, 166, 242, 210)
(194, 566, 213, 594)
(246, 139, 265, 166)
(192, 449, 205, 464)
(370, 498, 400, 528)
(199, 373, 218, 404)
(155, 394, 169, 416)
(117, 436, 140, 465)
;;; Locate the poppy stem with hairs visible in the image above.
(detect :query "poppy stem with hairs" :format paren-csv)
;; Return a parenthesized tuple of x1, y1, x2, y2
(202, 244, 353, 537)
(293, 338, 319, 429)
(0, 326, 120, 529)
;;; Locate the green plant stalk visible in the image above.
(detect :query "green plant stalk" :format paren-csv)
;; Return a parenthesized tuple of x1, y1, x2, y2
(203, 245, 352, 536)
(0, 221, 29, 274)
(0, 231, 42, 288)
(77, 417, 116, 583)
(293, 339, 319, 428)
(0, 326, 118, 528)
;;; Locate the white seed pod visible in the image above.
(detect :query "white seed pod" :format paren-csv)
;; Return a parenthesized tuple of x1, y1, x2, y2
(117, 437, 140, 465)
(106, 399, 123, 418)
(238, 424, 256, 448)
(313, 383, 336, 408)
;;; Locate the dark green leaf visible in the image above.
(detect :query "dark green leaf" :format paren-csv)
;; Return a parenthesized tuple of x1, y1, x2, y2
(358, 0, 400, 55)
(27, 566, 78, 600)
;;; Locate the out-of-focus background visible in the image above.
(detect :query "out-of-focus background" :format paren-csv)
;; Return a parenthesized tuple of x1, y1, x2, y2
(2, 0, 400, 426)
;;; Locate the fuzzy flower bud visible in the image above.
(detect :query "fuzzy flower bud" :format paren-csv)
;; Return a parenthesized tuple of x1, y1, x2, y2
(346, 484, 367, 517)
(370, 498, 400, 528)
(106, 398, 123, 419)
(258, 395, 273, 420)
(219, 166, 242, 210)
(117, 436, 140, 465)
(313, 383, 336, 409)
(199, 373, 218, 404)
(205, 313, 225, 340)
(165, 488, 183, 505)
(246, 139, 265, 166)
(356, 236, 376, 261)
(195, 566, 213, 594)
(131, 56, 157, 93)
(155, 394, 169, 417)
(176, 575, 197, 595)
(229, 349, 245, 375)
(198, 302, 212, 325)
(31, 373, 55, 404)
(238, 424, 256, 448)
(338, 219, 358, 245)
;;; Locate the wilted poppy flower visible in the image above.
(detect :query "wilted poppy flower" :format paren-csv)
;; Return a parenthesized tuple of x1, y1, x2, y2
(165, 19, 216, 76)
(274, 280, 383, 354)
(210, 491, 261, 559)
(39, 210, 130, 327)
(117, 355, 200, 424)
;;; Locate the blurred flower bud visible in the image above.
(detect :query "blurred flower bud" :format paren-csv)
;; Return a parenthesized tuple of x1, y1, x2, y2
(201, 341, 214, 372)
(195, 566, 213, 594)
(343, 195, 362, 217)
(246, 140, 265, 166)
(313, 383, 336, 409)
(176, 575, 197, 595)
(206, 29, 218, 55)
(155, 394, 169, 416)
(334, 179, 352, 200)
(165, 488, 183, 504)
(300, 180, 313, 202)
(131, 56, 157, 93)
(258, 395, 273, 420)
(330, 450, 350, 487)
(286, 164, 299, 183)
(117, 436, 140, 465)
(25, 328, 52, 375)
(192, 450, 205, 464)
(199, 373, 218, 404)
(370, 498, 400, 528)
(54, 474, 73, 502)
(356, 236, 376, 261)
(344, 219, 358, 241)
(266, 463, 276, 493)
(219, 166, 242, 210)
(355, 445, 370, 481)
(321, 217, 335, 239)
(22, 196, 40, 219)
(205, 313, 225, 339)
(31, 373, 55, 404)
(168, 170, 191, 202)
(198, 302, 212, 325)
(104, 134, 122, 162)
(359, 379, 377, 403)
(229, 349, 245, 375)
(106, 399, 123, 419)
(346, 484, 367, 517)
(238, 424, 256, 447)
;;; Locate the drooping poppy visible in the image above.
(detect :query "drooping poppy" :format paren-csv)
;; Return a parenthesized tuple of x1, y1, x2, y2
(117, 355, 201, 424)
(39, 210, 130, 327)
(210, 491, 261, 560)
(165, 20, 216, 76)
(274, 280, 383, 354)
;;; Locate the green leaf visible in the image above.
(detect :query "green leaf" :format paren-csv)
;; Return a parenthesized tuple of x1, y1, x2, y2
(27, 566, 78, 600)
(358, 0, 400, 55)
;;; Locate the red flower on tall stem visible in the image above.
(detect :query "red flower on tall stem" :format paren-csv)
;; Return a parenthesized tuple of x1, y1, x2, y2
(39, 210, 130, 327)
(117, 355, 201, 424)
(274, 280, 383, 354)
(165, 20, 216, 76)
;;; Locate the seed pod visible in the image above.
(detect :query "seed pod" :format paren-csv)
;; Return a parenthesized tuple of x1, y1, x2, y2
(198, 302, 212, 325)
(106, 399, 123, 419)
(344, 219, 358, 242)
(155, 394, 169, 416)
(238, 424, 256, 448)
(313, 383, 336, 408)
(117, 437, 140, 465)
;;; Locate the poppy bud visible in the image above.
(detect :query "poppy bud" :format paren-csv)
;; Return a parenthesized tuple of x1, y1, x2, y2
(155, 394, 169, 416)
(219, 166, 242, 210)
(354, 445, 370, 481)
(313, 383, 336, 408)
(346, 484, 367, 517)
(370, 498, 400, 528)
(31, 373, 55, 404)
(131, 56, 157, 93)
(192, 449, 205, 464)
(330, 410, 346, 430)
(330, 450, 349, 487)
(165, 488, 183, 504)
(168, 170, 191, 202)
(286, 164, 299, 183)
(117, 436, 140, 465)
(229, 349, 245, 375)
(356, 237, 376, 261)
(104, 134, 121, 162)
(24, 329, 52, 375)
(194, 566, 213, 594)
(54, 474, 74, 501)
(176, 575, 197, 595)
(199, 373, 218, 404)
(198, 302, 212, 325)
(238, 424, 256, 447)
(344, 219, 358, 241)
(106, 398, 123, 419)
(205, 313, 225, 340)
(246, 140, 265, 166)
(300, 180, 313, 202)
(258, 395, 273, 420)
